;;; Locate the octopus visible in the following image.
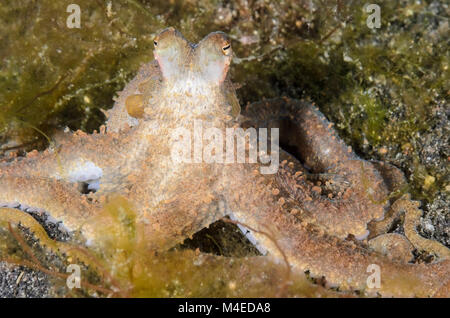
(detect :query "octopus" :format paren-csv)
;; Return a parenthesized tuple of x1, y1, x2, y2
(0, 28, 449, 297)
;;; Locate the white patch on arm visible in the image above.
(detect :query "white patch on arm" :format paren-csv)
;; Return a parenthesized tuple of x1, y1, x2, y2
(67, 161, 103, 191)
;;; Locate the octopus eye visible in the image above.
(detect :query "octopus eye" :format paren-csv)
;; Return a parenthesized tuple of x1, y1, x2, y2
(153, 40, 158, 47)
(222, 44, 231, 55)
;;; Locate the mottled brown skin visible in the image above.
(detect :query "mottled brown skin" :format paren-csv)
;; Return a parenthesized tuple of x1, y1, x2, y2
(0, 28, 449, 297)
(238, 98, 450, 296)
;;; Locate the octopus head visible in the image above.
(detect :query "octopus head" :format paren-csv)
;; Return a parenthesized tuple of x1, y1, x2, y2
(153, 27, 192, 82)
(192, 31, 233, 86)
(152, 28, 235, 118)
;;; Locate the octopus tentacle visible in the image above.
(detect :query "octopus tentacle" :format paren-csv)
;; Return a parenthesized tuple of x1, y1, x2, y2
(0, 207, 101, 270)
(397, 195, 450, 259)
(224, 165, 450, 297)
(0, 208, 350, 297)
(242, 98, 388, 239)
(275, 164, 375, 239)
(241, 97, 356, 172)
(0, 127, 153, 195)
(0, 176, 103, 245)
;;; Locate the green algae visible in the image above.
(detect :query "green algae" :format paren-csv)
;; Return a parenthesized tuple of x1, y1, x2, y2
(229, 0, 449, 203)
(0, 0, 163, 145)
(0, 198, 344, 298)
